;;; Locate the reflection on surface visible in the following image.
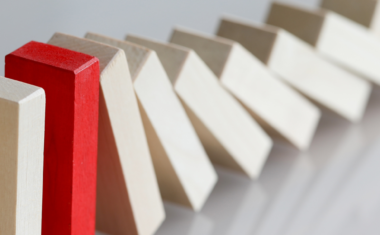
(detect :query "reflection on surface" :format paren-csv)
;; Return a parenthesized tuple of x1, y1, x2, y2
(98, 87, 380, 235)
(157, 202, 213, 235)
(254, 154, 315, 235)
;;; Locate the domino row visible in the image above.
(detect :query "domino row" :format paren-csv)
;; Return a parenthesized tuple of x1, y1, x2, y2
(1, 1, 380, 235)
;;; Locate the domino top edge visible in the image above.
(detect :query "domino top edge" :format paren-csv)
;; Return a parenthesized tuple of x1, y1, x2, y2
(220, 16, 280, 34)
(320, 0, 379, 28)
(85, 32, 153, 80)
(217, 17, 282, 64)
(49, 32, 125, 74)
(270, 1, 328, 18)
(172, 26, 237, 46)
(0, 76, 44, 103)
(85, 31, 151, 55)
(6, 41, 98, 74)
(126, 34, 191, 83)
(127, 33, 192, 54)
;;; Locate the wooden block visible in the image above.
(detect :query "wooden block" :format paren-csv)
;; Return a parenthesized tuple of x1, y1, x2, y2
(0, 76, 45, 235)
(47, 33, 165, 235)
(170, 28, 321, 150)
(93, 33, 274, 179)
(320, 0, 380, 36)
(217, 17, 371, 122)
(5, 41, 99, 235)
(86, 33, 218, 210)
(266, 2, 380, 88)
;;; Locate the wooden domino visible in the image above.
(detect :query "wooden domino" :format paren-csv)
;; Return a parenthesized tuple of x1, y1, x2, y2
(320, 0, 380, 37)
(47, 33, 165, 235)
(5, 41, 99, 235)
(170, 28, 321, 150)
(86, 32, 218, 210)
(0, 76, 45, 235)
(105, 33, 274, 179)
(267, 2, 380, 87)
(217, 17, 371, 123)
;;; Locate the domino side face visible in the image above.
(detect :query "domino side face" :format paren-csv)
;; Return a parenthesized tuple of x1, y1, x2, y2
(217, 17, 371, 123)
(120, 33, 272, 179)
(86, 32, 218, 211)
(47, 33, 165, 235)
(170, 28, 321, 150)
(5, 41, 99, 235)
(0, 76, 45, 235)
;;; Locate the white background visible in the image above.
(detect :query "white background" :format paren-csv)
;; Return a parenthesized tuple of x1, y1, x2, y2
(0, 0, 320, 76)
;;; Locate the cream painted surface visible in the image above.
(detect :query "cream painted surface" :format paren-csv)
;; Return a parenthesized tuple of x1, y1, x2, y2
(0, 76, 45, 235)
(221, 43, 320, 149)
(269, 30, 371, 122)
(133, 52, 217, 211)
(49, 33, 165, 235)
(317, 12, 380, 86)
(176, 51, 273, 178)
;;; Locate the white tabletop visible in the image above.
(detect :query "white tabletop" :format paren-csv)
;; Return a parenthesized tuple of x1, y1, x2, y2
(141, 86, 380, 235)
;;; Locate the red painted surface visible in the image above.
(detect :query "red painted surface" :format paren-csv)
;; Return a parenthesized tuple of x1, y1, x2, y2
(5, 41, 100, 235)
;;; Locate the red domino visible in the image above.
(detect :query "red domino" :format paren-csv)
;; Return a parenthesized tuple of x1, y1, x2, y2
(5, 41, 100, 235)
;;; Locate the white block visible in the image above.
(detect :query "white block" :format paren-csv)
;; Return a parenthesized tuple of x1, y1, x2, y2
(0, 76, 45, 235)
